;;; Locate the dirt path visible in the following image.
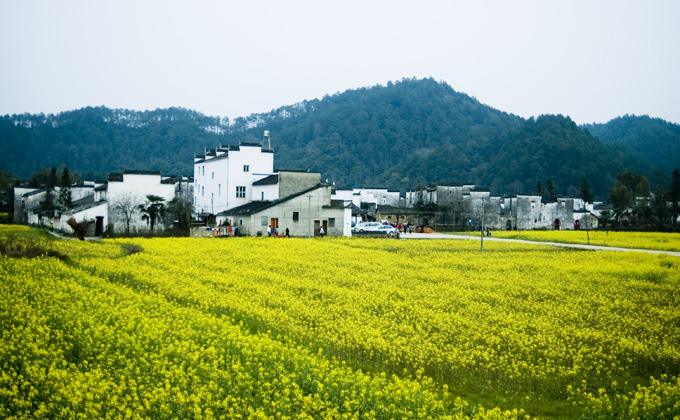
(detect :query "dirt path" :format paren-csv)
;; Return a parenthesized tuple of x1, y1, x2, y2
(400, 232, 680, 257)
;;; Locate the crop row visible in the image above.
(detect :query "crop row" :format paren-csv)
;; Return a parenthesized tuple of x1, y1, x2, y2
(1, 226, 679, 418)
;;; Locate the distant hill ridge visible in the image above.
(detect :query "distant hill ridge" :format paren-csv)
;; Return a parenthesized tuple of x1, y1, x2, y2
(1, 78, 677, 198)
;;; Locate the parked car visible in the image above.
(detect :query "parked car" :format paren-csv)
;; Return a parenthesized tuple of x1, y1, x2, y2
(375, 224, 399, 237)
(355, 222, 383, 232)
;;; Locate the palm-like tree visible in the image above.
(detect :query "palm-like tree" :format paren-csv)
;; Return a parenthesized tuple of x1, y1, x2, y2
(138, 195, 166, 232)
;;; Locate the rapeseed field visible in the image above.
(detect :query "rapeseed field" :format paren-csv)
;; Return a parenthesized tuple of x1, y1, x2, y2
(1, 225, 679, 419)
(455, 230, 680, 252)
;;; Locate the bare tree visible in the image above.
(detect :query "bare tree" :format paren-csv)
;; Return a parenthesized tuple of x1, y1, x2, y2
(110, 193, 143, 235)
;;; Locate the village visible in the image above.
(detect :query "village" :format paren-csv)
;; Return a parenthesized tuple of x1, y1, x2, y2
(13, 131, 603, 238)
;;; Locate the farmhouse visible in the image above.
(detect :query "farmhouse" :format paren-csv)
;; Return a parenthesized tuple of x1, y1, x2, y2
(107, 170, 192, 234)
(193, 133, 351, 237)
(193, 142, 275, 215)
(14, 171, 192, 236)
(223, 182, 351, 237)
(405, 184, 596, 231)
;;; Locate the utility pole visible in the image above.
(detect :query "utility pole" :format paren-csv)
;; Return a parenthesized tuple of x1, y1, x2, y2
(584, 202, 590, 245)
(307, 194, 312, 238)
(480, 197, 485, 253)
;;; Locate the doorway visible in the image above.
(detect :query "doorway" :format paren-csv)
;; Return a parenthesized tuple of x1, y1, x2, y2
(95, 217, 104, 236)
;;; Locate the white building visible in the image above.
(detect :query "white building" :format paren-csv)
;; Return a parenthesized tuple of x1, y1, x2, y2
(107, 170, 181, 233)
(193, 134, 352, 237)
(223, 183, 351, 237)
(193, 142, 275, 215)
(15, 170, 192, 236)
(352, 188, 400, 207)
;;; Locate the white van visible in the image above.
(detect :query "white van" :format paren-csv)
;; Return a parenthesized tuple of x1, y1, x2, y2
(355, 222, 383, 232)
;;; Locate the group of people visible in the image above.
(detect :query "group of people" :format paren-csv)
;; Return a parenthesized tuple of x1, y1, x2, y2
(396, 223, 413, 234)
(216, 226, 240, 236)
(267, 225, 291, 238)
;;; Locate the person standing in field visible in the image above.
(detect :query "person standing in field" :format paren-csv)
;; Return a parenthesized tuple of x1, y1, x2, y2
(267, 225, 271, 237)
(285, 227, 290, 238)
(319, 226, 325, 237)
(275, 227, 279, 238)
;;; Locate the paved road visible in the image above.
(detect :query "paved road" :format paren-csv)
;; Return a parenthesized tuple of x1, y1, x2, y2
(400, 232, 680, 257)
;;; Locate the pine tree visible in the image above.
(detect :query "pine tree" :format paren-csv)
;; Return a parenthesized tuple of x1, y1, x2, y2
(579, 178, 594, 203)
(536, 181, 544, 196)
(671, 169, 680, 228)
(58, 167, 72, 209)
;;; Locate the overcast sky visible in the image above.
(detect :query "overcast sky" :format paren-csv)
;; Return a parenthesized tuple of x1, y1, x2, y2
(1, 0, 679, 125)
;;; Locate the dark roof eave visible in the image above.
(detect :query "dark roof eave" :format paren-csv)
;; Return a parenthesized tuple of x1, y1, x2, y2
(224, 183, 329, 216)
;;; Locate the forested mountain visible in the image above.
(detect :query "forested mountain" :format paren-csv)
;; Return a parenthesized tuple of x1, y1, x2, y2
(584, 115, 680, 174)
(0, 107, 229, 179)
(0, 78, 671, 198)
(218, 78, 662, 197)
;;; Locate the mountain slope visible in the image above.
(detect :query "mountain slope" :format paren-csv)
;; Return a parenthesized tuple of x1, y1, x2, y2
(584, 115, 680, 174)
(220, 78, 525, 189)
(220, 78, 661, 196)
(0, 107, 228, 178)
(0, 79, 668, 198)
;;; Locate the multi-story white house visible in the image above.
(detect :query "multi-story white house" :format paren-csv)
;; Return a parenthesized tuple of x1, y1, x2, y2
(193, 143, 275, 215)
(194, 134, 352, 237)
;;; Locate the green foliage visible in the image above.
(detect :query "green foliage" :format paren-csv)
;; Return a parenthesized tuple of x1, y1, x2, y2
(579, 178, 594, 203)
(0, 170, 21, 218)
(586, 115, 680, 174)
(672, 170, 680, 228)
(58, 167, 72, 209)
(610, 184, 632, 217)
(413, 200, 440, 213)
(138, 195, 166, 232)
(165, 195, 193, 233)
(0, 107, 227, 178)
(0, 80, 669, 198)
(38, 189, 58, 219)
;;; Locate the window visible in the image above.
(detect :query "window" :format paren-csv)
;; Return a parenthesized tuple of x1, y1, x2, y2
(212, 172, 214, 179)
(261, 216, 268, 226)
(243, 165, 250, 172)
(236, 186, 246, 198)
(328, 218, 335, 227)
(293, 212, 299, 222)
(261, 191, 264, 201)
(202, 166, 205, 176)
(218, 184, 221, 195)
(202, 186, 204, 197)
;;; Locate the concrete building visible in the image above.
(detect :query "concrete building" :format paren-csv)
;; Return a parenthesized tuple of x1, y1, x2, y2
(194, 135, 351, 237)
(352, 188, 400, 207)
(107, 170, 184, 233)
(223, 183, 351, 237)
(14, 171, 192, 236)
(193, 142, 274, 216)
(407, 184, 584, 231)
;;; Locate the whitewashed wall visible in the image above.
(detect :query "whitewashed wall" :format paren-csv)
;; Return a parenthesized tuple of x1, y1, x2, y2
(107, 173, 176, 232)
(194, 145, 274, 215)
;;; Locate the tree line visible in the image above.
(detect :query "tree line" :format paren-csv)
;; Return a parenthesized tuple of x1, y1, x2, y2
(1, 165, 194, 236)
(2, 78, 678, 206)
